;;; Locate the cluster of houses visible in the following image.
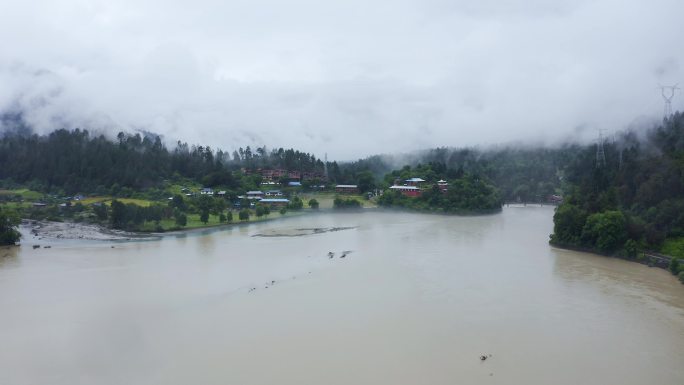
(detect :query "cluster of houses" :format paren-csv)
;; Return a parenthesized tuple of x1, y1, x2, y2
(239, 190, 289, 208)
(386, 177, 449, 197)
(176, 186, 291, 208)
(243, 168, 327, 182)
(172, 176, 454, 209)
(200, 188, 227, 196)
(31, 194, 88, 210)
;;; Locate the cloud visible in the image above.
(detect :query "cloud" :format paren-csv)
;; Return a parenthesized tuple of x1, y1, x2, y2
(0, 0, 682, 159)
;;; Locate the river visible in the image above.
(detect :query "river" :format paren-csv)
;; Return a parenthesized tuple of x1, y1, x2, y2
(1, 206, 683, 385)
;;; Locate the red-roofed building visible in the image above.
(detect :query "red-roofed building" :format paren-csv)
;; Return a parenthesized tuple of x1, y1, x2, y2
(389, 185, 421, 197)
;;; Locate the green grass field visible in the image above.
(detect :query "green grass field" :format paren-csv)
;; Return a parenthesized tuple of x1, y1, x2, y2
(661, 237, 684, 259)
(0, 202, 32, 210)
(0, 189, 44, 200)
(165, 182, 202, 196)
(78, 197, 155, 207)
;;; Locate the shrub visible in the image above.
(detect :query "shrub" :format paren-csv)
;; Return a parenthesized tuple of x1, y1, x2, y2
(255, 206, 265, 217)
(288, 196, 304, 210)
(175, 213, 187, 227)
(580, 211, 628, 252)
(239, 209, 250, 221)
(200, 210, 209, 224)
(333, 197, 361, 209)
(624, 239, 638, 259)
(669, 258, 681, 275)
(0, 207, 21, 245)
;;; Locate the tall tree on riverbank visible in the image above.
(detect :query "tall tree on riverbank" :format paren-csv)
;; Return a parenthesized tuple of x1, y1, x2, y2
(0, 207, 21, 245)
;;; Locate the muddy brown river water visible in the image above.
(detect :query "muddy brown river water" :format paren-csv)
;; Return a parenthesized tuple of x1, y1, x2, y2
(1, 206, 683, 385)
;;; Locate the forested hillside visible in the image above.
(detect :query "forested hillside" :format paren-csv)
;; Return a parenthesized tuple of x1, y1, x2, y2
(0, 128, 325, 194)
(0, 122, 578, 202)
(551, 112, 684, 281)
(336, 146, 577, 202)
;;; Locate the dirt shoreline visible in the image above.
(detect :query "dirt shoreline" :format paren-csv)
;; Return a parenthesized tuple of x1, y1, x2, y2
(20, 219, 154, 242)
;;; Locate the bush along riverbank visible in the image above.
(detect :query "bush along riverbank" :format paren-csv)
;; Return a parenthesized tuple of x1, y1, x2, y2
(550, 236, 683, 282)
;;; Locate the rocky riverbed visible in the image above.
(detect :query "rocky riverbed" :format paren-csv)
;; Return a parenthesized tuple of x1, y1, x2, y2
(20, 220, 153, 242)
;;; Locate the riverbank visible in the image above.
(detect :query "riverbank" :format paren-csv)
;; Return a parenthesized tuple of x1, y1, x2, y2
(549, 240, 675, 271)
(16, 204, 498, 244)
(17, 209, 324, 243)
(375, 204, 502, 216)
(21, 219, 151, 242)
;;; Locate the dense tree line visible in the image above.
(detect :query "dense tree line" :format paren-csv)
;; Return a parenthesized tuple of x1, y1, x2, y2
(0, 128, 335, 194)
(551, 112, 684, 282)
(0, 129, 231, 193)
(0, 125, 576, 201)
(231, 145, 325, 174)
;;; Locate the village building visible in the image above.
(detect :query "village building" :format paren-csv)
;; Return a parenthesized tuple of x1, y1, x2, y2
(288, 181, 302, 187)
(389, 185, 421, 197)
(335, 184, 359, 194)
(259, 198, 290, 208)
(437, 179, 449, 192)
(301, 171, 325, 180)
(405, 177, 426, 186)
(246, 191, 264, 200)
(258, 169, 325, 182)
(260, 169, 288, 180)
(265, 190, 283, 197)
(217, 191, 227, 197)
(200, 187, 214, 195)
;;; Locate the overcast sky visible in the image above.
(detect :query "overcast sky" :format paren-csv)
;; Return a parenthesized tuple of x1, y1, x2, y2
(1, 0, 682, 159)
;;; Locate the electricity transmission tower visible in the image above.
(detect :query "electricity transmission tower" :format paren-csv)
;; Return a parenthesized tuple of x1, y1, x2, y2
(596, 129, 607, 168)
(660, 84, 680, 118)
(618, 148, 623, 170)
(612, 129, 623, 170)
